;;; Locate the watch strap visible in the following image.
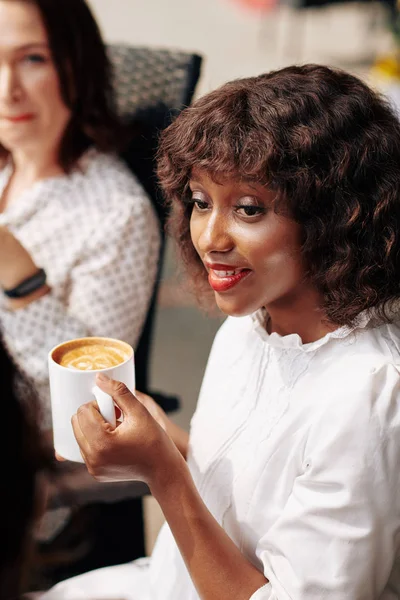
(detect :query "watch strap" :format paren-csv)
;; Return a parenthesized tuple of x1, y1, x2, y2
(4, 268, 47, 299)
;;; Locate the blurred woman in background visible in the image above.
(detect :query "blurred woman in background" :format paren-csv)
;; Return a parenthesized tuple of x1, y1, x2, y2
(0, 0, 160, 434)
(0, 0, 160, 582)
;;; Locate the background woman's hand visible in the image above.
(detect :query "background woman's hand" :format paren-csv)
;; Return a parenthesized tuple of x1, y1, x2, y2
(71, 374, 185, 486)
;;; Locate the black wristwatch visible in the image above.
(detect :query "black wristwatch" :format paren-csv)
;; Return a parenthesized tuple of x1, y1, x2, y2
(3, 268, 47, 299)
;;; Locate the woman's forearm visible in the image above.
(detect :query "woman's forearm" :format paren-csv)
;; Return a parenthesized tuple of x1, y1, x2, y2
(150, 458, 267, 600)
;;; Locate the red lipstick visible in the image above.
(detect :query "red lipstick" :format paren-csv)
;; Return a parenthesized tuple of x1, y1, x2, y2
(5, 114, 34, 123)
(206, 263, 251, 292)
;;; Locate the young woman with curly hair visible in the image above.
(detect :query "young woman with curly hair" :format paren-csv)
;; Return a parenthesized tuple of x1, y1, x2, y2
(43, 65, 400, 600)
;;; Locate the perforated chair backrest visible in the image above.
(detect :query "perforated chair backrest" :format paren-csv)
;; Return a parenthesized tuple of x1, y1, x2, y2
(109, 44, 202, 118)
(108, 45, 202, 398)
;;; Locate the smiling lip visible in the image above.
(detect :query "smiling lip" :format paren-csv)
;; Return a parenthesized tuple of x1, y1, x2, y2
(4, 114, 34, 123)
(206, 263, 251, 292)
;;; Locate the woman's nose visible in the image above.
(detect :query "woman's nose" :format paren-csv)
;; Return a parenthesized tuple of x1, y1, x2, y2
(0, 65, 20, 103)
(196, 212, 233, 255)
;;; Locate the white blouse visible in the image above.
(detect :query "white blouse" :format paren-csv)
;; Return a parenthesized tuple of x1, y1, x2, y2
(0, 148, 160, 430)
(43, 310, 400, 599)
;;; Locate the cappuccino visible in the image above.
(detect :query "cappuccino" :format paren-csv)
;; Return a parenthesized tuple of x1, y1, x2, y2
(53, 337, 132, 371)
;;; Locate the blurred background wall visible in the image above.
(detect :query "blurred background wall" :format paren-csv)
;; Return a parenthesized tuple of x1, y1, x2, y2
(88, 0, 394, 95)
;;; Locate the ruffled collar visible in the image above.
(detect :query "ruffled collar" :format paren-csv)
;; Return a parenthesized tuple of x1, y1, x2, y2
(251, 308, 373, 353)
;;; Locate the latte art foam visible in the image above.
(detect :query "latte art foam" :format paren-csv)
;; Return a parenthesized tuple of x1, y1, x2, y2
(59, 344, 129, 371)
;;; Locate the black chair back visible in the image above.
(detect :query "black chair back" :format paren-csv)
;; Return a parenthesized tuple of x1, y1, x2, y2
(109, 45, 202, 405)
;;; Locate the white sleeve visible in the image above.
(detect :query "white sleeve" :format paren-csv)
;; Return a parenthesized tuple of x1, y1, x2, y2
(0, 196, 160, 429)
(249, 362, 400, 600)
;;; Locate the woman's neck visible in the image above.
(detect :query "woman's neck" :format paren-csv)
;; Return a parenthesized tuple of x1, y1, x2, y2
(265, 288, 338, 344)
(11, 146, 64, 181)
(0, 148, 64, 212)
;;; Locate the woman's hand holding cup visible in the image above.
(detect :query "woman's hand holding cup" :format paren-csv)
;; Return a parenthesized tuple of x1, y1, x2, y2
(71, 373, 183, 487)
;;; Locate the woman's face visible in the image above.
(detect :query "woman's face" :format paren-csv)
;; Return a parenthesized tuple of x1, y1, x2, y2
(0, 1, 71, 155)
(189, 170, 312, 317)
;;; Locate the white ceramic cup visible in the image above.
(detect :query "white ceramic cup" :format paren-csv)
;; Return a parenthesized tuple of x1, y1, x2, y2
(48, 336, 135, 463)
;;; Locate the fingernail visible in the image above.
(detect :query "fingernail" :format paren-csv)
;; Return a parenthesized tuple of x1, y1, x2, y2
(97, 373, 111, 382)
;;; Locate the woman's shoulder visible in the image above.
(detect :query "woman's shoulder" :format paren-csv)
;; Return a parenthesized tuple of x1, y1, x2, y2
(306, 322, 400, 447)
(305, 357, 400, 483)
(333, 319, 400, 389)
(368, 318, 400, 362)
(70, 148, 150, 210)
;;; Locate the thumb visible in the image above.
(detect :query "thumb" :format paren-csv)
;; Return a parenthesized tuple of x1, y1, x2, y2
(95, 373, 138, 415)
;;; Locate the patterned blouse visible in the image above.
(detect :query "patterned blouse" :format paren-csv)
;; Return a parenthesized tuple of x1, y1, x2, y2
(0, 148, 160, 430)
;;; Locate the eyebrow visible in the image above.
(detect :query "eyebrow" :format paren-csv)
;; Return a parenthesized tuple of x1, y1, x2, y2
(13, 43, 49, 51)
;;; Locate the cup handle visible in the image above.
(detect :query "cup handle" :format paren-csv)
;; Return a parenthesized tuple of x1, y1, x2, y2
(92, 385, 116, 428)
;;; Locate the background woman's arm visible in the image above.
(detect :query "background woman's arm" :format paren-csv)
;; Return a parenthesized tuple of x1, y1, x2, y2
(0, 197, 160, 430)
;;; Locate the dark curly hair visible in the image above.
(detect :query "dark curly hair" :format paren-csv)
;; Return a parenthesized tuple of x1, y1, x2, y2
(157, 64, 400, 326)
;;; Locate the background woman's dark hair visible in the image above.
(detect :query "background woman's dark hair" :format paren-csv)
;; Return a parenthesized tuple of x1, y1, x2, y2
(157, 64, 400, 326)
(0, 341, 53, 599)
(0, 0, 124, 171)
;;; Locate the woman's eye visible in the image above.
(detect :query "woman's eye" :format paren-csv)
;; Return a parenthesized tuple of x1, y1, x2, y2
(236, 205, 265, 217)
(24, 54, 46, 64)
(191, 195, 209, 211)
(194, 200, 209, 211)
